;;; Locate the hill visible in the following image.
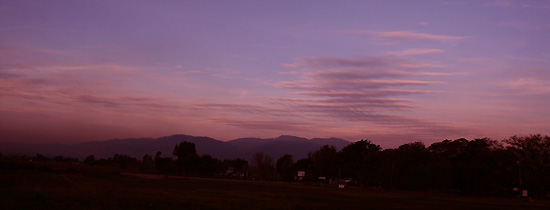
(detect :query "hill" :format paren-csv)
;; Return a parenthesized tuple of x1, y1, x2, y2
(0, 134, 351, 161)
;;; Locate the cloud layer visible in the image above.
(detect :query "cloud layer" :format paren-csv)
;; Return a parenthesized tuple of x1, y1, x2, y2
(263, 49, 460, 139)
(348, 30, 468, 44)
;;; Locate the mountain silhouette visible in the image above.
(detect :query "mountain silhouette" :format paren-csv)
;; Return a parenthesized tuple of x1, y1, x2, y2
(0, 134, 351, 161)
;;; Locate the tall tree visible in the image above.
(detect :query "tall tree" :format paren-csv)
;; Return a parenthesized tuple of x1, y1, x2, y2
(339, 140, 381, 186)
(83, 155, 96, 165)
(251, 152, 274, 180)
(173, 141, 200, 175)
(276, 154, 294, 181)
(505, 134, 550, 199)
(291, 158, 314, 181)
(173, 141, 197, 161)
(310, 145, 339, 180)
(154, 151, 175, 173)
(390, 142, 434, 190)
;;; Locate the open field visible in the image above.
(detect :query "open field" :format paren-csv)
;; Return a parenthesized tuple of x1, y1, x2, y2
(1, 168, 549, 210)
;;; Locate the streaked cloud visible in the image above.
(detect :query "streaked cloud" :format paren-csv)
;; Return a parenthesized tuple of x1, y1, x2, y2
(3, 1, 548, 146)
(386, 48, 444, 56)
(485, 0, 513, 7)
(501, 77, 550, 95)
(76, 95, 182, 111)
(522, 1, 550, 9)
(272, 50, 456, 139)
(283, 52, 444, 70)
(191, 103, 289, 117)
(499, 21, 550, 30)
(283, 55, 397, 69)
(306, 69, 450, 80)
(348, 30, 468, 44)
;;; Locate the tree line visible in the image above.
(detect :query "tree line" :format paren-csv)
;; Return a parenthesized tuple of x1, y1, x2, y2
(1, 134, 548, 199)
(275, 134, 549, 199)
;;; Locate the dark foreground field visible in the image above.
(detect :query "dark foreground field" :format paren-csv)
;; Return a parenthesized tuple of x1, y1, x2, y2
(1, 168, 549, 210)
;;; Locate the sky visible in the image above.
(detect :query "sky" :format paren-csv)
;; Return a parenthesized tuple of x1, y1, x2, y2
(1, 0, 549, 148)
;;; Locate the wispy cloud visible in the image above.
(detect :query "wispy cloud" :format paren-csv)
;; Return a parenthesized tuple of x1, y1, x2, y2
(499, 21, 550, 30)
(272, 50, 456, 138)
(283, 55, 397, 69)
(0, 72, 21, 79)
(283, 53, 444, 70)
(76, 95, 182, 111)
(485, 0, 513, 7)
(296, 89, 441, 98)
(306, 69, 450, 80)
(279, 79, 444, 91)
(522, 1, 550, 9)
(386, 48, 444, 56)
(191, 103, 289, 116)
(348, 30, 468, 44)
(501, 77, 550, 95)
(0, 61, 184, 115)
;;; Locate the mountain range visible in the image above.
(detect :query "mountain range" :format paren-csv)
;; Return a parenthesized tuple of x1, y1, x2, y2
(0, 134, 352, 161)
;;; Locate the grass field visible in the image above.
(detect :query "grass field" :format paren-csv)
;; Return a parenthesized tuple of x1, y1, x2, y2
(1, 168, 549, 210)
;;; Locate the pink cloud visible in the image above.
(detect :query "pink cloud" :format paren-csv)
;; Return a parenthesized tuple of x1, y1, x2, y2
(499, 21, 550, 30)
(297, 89, 440, 97)
(284, 55, 397, 69)
(266, 50, 465, 141)
(283, 49, 447, 71)
(349, 30, 468, 44)
(522, 1, 550, 8)
(386, 48, 444, 56)
(307, 70, 450, 80)
(501, 78, 550, 95)
(268, 97, 412, 108)
(485, 0, 513, 7)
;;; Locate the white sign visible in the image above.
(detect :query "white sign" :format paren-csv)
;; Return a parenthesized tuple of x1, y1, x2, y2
(318, 177, 326, 180)
(297, 171, 305, 177)
(522, 190, 528, 197)
(338, 184, 345, 188)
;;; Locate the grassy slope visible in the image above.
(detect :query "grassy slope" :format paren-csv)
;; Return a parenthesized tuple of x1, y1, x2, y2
(1, 169, 549, 210)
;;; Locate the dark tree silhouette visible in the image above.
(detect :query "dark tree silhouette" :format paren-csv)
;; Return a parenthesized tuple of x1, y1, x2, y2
(390, 142, 433, 189)
(173, 141, 200, 175)
(13, 132, 548, 198)
(251, 152, 274, 180)
(197, 154, 218, 176)
(173, 141, 197, 161)
(276, 154, 294, 181)
(32, 154, 50, 162)
(112, 154, 137, 169)
(310, 145, 339, 181)
(505, 134, 550, 199)
(84, 155, 96, 165)
(339, 139, 381, 186)
(427, 138, 514, 195)
(140, 154, 155, 172)
(222, 158, 249, 178)
(291, 158, 314, 181)
(154, 151, 174, 173)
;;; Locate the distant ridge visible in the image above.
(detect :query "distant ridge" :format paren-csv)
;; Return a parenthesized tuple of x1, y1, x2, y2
(0, 134, 351, 160)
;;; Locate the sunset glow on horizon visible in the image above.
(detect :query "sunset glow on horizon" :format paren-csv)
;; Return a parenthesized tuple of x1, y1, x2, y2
(1, 1, 549, 148)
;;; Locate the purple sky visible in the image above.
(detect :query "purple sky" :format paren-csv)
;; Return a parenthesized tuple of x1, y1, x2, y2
(1, 0, 549, 148)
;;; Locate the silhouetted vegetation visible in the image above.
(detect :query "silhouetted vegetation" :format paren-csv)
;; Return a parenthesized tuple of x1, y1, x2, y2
(276, 154, 294, 181)
(274, 135, 550, 199)
(251, 152, 275, 180)
(2, 134, 549, 200)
